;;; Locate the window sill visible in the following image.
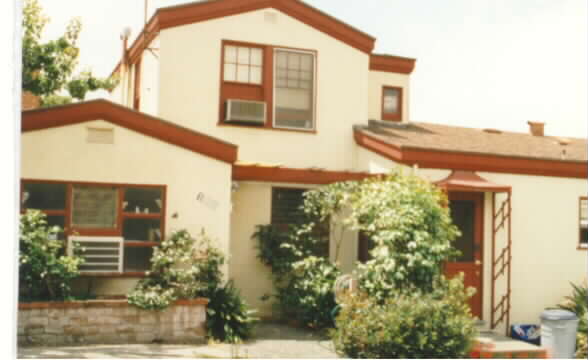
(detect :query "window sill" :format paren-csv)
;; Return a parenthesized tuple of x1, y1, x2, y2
(218, 122, 317, 134)
(577, 245, 587, 251)
(79, 272, 147, 278)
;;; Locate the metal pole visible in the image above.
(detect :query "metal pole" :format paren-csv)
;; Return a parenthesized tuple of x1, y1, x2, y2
(491, 192, 496, 329)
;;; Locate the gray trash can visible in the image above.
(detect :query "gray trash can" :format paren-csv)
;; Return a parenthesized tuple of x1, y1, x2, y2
(540, 309, 579, 358)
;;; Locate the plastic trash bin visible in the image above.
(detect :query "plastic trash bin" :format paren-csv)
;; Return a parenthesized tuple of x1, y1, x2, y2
(540, 309, 579, 358)
(511, 324, 541, 345)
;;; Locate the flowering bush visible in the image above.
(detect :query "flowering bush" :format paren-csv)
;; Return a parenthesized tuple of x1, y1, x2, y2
(255, 171, 462, 329)
(128, 229, 256, 343)
(331, 275, 477, 359)
(19, 210, 84, 301)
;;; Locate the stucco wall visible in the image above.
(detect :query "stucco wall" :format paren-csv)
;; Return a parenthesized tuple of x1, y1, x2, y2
(21, 120, 233, 294)
(355, 146, 587, 327)
(157, 8, 369, 170)
(368, 70, 411, 123)
(229, 181, 359, 317)
(138, 36, 160, 117)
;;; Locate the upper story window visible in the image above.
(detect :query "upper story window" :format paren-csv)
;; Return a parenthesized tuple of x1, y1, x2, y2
(219, 40, 317, 133)
(382, 86, 402, 121)
(579, 197, 587, 249)
(223, 45, 263, 85)
(274, 49, 316, 130)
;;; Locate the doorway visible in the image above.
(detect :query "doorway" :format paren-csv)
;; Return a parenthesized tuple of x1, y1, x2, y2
(445, 192, 484, 319)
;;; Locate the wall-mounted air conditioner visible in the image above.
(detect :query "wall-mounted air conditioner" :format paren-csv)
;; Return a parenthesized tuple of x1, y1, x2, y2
(68, 236, 124, 273)
(225, 99, 266, 124)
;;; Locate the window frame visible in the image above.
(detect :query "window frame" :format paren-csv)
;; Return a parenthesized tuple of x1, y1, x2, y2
(272, 47, 317, 132)
(579, 196, 587, 250)
(381, 86, 403, 122)
(222, 43, 265, 86)
(21, 179, 167, 273)
(218, 40, 318, 134)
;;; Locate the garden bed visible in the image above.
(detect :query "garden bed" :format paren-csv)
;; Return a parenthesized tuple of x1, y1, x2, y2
(18, 298, 208, 346)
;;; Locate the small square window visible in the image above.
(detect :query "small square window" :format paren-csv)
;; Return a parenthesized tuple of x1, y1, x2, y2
(382, 86, 402, 121)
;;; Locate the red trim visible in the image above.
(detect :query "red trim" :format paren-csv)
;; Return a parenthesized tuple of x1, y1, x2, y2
(370, 54, 416, 74)
(114, 0, 375, 76)
(354, 129, 588, 179)
(233, 164, 375, 184)
(22, 100, 238, 164)
(436, 171, 511, 193)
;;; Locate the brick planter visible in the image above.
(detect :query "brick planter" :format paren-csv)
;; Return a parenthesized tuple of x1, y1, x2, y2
(17, 298, 209, 346)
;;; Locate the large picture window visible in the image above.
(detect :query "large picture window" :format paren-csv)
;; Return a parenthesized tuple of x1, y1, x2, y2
(21, 180, 166, 274)
(274, 49, 316, 130)
(580, 197, 587, 249)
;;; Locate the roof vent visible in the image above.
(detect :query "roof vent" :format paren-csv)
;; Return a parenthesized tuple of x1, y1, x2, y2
(483, 128, 502, 134)
(527, 121, 545, 136)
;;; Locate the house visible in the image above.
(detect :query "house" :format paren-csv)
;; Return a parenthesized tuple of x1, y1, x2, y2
(20, 0, 586, 335)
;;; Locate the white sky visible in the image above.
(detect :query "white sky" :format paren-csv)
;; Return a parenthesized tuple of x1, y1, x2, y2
(37, 0, 588, 138)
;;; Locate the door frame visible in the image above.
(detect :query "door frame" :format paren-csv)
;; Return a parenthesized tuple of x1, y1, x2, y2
(447, 191, 485, 319)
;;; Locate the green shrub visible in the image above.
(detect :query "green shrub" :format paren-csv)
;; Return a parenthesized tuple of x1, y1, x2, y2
(128, 230, 218, 310)
(254, 224, 338, 330)
(206, 280, 257, 343)
(557, 280, 587, 358)
(276, 256, 341, 329)
(331, 275, 477, 359)
(128, 229, 256, 343)
(19, 210, 84, 301)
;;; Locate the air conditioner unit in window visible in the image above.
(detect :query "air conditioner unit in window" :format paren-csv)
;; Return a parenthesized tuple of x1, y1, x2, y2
(68, 236, 124, 273)
(225, 99, 266, 124)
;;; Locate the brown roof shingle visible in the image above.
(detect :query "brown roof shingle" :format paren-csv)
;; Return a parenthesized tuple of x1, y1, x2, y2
(355, 120, 587, 163)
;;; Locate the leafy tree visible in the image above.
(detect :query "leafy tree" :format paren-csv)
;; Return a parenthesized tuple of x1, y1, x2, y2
(22, 0, 117, 106)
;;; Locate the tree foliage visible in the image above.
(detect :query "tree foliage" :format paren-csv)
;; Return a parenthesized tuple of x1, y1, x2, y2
(22, 0, 117, 106)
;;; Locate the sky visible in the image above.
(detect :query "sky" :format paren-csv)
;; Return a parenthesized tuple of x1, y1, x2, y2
(37, 0, 588, 138)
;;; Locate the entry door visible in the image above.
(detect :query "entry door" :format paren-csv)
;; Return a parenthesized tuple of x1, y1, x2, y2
(445, 192, 484, 319)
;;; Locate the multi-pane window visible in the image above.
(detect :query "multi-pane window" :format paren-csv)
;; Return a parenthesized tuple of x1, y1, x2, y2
(382, 86, 402, 121)
(271, 187, 329, 258)
(223, 45, 263, 85)
(21, 180, 165, 273)
(580, 197, 587, 249)
(274, 49, 315, 130)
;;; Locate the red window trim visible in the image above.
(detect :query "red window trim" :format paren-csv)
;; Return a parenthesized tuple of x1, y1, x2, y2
(21, 179, 166, 250)
(579, 196, 587, 251)
(381, 86, 403, 122)
(219, 39, 318, 134)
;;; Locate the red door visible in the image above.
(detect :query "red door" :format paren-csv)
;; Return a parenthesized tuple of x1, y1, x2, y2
(445, 192, 484, 319)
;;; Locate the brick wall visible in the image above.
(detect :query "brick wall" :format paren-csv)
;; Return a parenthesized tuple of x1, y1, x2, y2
(17, 298, 208, 346)
(22, 91, 41, 110)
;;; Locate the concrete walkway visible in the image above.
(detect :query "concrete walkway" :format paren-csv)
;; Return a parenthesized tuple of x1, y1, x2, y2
(18, 322, 339, 359)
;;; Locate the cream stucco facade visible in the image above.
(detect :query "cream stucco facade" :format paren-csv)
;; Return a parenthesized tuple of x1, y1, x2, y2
(21, 0, 586, 337)
(21, 119, 233, 291)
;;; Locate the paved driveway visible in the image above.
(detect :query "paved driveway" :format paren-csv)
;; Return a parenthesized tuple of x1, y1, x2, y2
(18, 322, 339, 359)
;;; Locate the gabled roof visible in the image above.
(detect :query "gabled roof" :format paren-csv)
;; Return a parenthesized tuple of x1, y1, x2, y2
(115, 0, 376, 74)
(354, 120, 587, 178)
(22, 99, 238, 164)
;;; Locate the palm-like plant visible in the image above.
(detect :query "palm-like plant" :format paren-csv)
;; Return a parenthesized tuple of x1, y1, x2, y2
(558, 280, 587, 359)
